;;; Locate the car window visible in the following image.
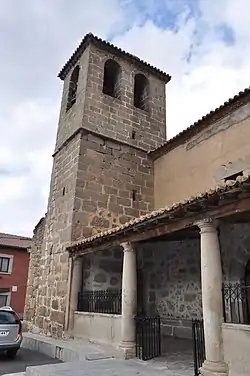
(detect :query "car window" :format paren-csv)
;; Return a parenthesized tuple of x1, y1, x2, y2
(0, 311, 19, 324)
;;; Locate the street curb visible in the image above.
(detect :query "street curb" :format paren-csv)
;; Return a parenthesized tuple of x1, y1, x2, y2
(21, 334, 81, 363)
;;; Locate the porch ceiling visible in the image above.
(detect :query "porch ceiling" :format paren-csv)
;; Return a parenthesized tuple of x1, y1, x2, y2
(140, 226, 199, 243)
(67, 174, 250, 256)
(138, 209, 250, 244)
(220, 210, 250, 223)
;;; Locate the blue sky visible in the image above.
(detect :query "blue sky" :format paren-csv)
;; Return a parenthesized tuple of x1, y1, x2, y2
(0, 0, 250, 236)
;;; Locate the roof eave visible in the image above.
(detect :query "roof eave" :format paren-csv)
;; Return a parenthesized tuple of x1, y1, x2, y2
(57, 33, 171, 83)
(67, 174, 250, 254)
(149, 86, 250, 160)
(0, 244, 31, 251)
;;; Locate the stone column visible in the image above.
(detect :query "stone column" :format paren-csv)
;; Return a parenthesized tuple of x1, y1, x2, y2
(197, 218, 228, 376)
(68, 256, 82, 334)
(119, 242, 137, 358)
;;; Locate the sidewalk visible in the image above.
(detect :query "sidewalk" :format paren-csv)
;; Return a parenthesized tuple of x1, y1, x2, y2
(21, 332, 121, 362)
(13, 359, 180, 376)
(3, 332, 193, 376)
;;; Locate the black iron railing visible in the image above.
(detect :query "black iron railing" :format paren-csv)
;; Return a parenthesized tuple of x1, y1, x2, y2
(192, 319, 205, 376)
(222, 283, 250, 324)
(135, 315, 161, 361)
(77, 289, 122, 314)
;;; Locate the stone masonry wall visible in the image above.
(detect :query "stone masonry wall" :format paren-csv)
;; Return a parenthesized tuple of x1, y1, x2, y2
(25, 130, 153, 337)
(24, 39, 167, 338)
(220, 221, 250, 281)
(220, 222, 250, 325)
(82, 247, 123, 291)
(137, 239, 202, 321)
(23, 217, 45, 331)
(55, 42, 167, 153)
(72, 131, 154, 239)
(55, 45, 91, 150)
(133, 222, 250, 329)
(82, 43, 167, 151)
(28, 134, 83, 337)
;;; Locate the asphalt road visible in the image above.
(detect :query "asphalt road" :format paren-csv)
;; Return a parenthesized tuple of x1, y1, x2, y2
(0, 348, 61, 375)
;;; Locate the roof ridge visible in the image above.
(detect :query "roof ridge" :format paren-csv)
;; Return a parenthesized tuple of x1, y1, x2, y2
(58, 32, 171, 83)
(0, 232, 31, 240)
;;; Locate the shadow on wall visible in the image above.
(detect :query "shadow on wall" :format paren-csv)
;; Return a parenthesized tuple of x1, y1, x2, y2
(82, 246, 123, 291)
(136, 239, 202, 320)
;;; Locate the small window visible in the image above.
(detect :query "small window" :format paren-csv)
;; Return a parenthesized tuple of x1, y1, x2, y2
(66, 65, 80, 112)
(0, 294, 8, 307)
(0, 257, 10, 273)
(134, 73, 149, 111)
(224, 171, 243, 182)
(131, 130, 136, 140)
(132, 190, 137, 201)
(103, 59, 121, 99)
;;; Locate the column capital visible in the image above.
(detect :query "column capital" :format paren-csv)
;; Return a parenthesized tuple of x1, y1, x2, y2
(121, 242, 135, 253)
(196, 217, 218, 234)
(72, 256, 82, 265)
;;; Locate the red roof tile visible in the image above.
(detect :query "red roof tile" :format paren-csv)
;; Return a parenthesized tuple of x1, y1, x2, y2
(0, 233, 32, 250)
(67, 173, 250, 253)
(58, 33, 171, 83)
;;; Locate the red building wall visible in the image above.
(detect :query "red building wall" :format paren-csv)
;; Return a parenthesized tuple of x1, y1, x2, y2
(0, 247, 30, 317)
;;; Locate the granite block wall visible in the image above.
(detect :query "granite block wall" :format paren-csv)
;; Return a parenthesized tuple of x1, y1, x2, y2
(82, 247, 123, 291)
(137, 239, 202, 320)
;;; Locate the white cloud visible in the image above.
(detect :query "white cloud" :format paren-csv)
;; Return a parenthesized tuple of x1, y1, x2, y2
(1, 0, 250, 236)
(114, 1, 250, 138)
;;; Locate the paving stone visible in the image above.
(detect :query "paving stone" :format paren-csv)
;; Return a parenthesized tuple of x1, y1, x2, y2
(2, 373, 25, 376)
(21, 332, 123, 362)
(25, 359, 176, 376)
(21, 332, 194, 376)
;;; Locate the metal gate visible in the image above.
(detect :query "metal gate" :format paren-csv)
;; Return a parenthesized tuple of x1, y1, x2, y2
(135, 315, 161, 361)
(192, 319, 205, 375)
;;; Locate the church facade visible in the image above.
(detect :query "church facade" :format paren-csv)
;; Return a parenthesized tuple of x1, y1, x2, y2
(24, 33, 250, 376)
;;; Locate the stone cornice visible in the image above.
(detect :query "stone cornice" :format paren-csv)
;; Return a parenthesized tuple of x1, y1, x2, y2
(52, 127, 148, 158)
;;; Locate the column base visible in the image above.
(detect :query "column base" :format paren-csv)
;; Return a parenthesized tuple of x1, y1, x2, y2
(64, 330, 74, 340)
(200, 360, 229, 376)
(119, 341, 136, 360)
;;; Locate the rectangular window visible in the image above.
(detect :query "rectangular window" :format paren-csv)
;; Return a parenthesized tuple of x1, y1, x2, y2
(0, 288, 10, 307)
(0, 257, 10, 273)
(0, 294, 8, 307)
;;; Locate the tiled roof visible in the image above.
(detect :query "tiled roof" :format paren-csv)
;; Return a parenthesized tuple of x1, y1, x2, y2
(0, 233, 32, 250)
(149, 86, 250, 159)
(67, 173, 250, 252)
(58, 33, 171, 83)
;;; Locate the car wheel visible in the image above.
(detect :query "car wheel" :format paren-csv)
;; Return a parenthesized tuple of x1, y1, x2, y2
(6, 349, 18, 359)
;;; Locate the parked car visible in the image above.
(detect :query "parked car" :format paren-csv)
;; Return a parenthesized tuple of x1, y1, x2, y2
(0, 306, 22, 359)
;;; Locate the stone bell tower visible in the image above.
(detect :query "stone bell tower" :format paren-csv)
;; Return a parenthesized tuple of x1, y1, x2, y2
(24, 33, 171, 337)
